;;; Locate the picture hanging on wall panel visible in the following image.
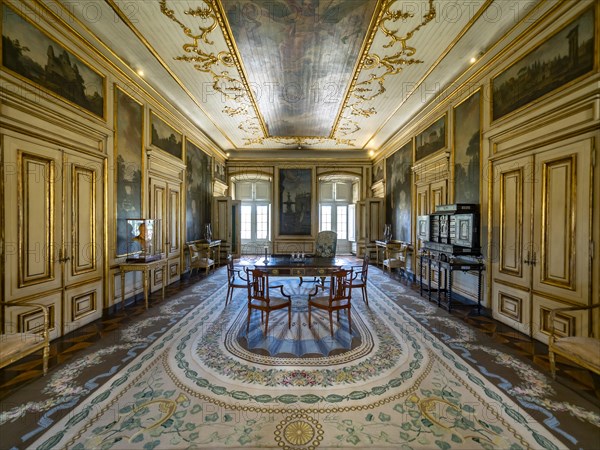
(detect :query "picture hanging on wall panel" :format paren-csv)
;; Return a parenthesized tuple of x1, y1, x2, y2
(386, 141, 413, 243)
(415, 115, 446, 161)
(492, 7, 595, 121)
(453, 90, 481, 204)
(279, 168, 312, 236)
(1, 3, 105, 118)
(115, 86, 143, 256)
(150, 111, 182, 159)
(186, 140, 213, 242)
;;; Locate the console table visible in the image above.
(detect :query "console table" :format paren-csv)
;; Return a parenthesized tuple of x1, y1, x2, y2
(120, 259, 167, 309)
(419, 253, 484, 313)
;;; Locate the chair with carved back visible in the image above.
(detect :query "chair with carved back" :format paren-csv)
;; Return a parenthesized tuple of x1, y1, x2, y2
(225, 254, 248, 306)
(300, 230, 337, 285)
(246, 268, 292, 335)
(382, 242, 408, 279)
(349, 254, 370, 306)
(188, 242, 214, 276)
(308, 268, 353, 337)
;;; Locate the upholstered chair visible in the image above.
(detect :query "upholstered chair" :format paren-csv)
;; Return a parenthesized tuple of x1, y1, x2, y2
(349, 254, 370, 305)
(188, 242, 215, 276)
(308, 269, 353, 337)
(246, 268, 292, 335)
(225, 254, 248, 306)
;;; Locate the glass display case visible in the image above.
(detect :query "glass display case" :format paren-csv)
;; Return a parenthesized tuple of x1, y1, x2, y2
(123, 219, 162, 262)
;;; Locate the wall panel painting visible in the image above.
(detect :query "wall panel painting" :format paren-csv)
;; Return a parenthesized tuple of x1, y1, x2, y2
(492, 7, 595, 121)
(1, 3, 105, 118)
(115, 87, 143, 256)
(150, 111, 182, 159)
(186, 140, 212, 242)
(453, 90, 481, 204)
(386, 141, 413, 243)
(415, 115, 446, 161)
(279, 168, 312, 236)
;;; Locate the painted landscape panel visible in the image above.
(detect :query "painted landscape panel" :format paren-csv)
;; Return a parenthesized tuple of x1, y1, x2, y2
(279, 168, 312, 236)
(386, 141, 413, 243)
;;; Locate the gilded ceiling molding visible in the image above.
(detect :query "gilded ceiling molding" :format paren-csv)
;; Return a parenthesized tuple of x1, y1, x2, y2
(242, 137, 356, 148)
(160, 0, 264, 143)
(334, 0, 436, 139)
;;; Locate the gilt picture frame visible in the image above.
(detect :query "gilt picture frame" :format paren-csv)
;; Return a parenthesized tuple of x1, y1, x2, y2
(150, 111, 183, 159)
(278, 168, 312, 236)
(492, 7, 595, 121)
(114, 86, 143, 256)
(415, 115, 446, 161)
(453, 90, 481, 204)
(186, 139, 212, 242)
(385, 141, 413, 243)
(1, 3, 105, 118)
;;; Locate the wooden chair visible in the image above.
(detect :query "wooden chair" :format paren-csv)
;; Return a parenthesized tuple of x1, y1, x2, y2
(548, 303, 600, 379)
(383, 242, 408, 278)
(0, 302, 50, 375)
(246, 268, 292, 335)
(349, 254, 370, 306)
(308, 269, 353, 337)
(188, 242, 214, 276)
(300, 230, 337, 285)
(225, 254, 248, 306)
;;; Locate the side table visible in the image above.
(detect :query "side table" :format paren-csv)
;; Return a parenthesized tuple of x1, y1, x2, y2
(120, 259, 167, 309)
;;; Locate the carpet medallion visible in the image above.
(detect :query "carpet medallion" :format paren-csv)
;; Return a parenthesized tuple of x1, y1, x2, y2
(32, 279, 565, 449)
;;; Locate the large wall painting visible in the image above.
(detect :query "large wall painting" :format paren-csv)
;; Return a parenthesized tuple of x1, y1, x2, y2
(415, 115, 446, 161)
(386, 141, 413, 243)
(115, 87, 143, 256)
(186, 140, 212, 242)
(1, 3, 105, 118)
(453, 91, 481, 204)
(150, 111, 182, 159)
(492, 7, 595, 121)
(279, 168, 312, 236)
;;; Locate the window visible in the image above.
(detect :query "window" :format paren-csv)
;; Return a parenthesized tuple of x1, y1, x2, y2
(336, 205, 347, 239)
(235, 180, 272, 243)
(320, 205, 332, 231)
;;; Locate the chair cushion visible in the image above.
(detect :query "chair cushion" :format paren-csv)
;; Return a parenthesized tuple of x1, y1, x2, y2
(0, 333, 45, 360)
(552, 336, 600, 372)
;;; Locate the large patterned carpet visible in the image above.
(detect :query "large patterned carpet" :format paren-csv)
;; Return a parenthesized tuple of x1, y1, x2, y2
(18, 265, 597, 449)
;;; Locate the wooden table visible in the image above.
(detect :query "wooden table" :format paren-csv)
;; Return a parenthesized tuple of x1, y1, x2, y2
(249, 255, 345, 277)
(120, 259, 167, 309)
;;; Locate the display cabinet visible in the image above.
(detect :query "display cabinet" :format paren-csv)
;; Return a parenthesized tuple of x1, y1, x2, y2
(123, 219, 162, 262)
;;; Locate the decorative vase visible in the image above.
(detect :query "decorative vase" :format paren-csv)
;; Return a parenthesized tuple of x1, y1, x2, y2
(204, 223, 212, 242)
(383, 224, 392, 243)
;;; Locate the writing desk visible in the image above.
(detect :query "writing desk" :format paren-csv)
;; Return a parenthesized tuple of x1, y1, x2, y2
(120, 258, 167, 309)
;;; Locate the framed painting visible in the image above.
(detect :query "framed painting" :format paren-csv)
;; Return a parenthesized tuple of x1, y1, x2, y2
(279, 168, 312, 236)
(385, 141, 413, 243)
(214, 160, 227, 183)
(372, 160, 384, 184)
(114, 86, 143, 256)
(415, 115, 446, 161)
(492, 7, 595, 121)
(453, 90, 481, 204)
(150, 111, 182, 159)
(186, 140, 212, 242)
(1, 3, 105, 118)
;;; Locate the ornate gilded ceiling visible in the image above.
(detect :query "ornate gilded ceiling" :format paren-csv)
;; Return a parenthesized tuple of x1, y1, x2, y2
(43, 0, 540, 153)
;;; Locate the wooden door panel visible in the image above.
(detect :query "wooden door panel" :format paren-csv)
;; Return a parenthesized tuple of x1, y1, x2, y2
(4, 138, 63, 301)
(532, 140, 591, 304)
(491, 157, 532, 288)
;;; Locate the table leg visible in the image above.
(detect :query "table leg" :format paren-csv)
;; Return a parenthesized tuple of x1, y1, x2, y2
(436, 263, 442, 307)
(143, 268, 149, 309)
(120, 268, 125, 310)
(448, 269, 453, 313)
(161, 262, 166, 302)
(477, 269, 482, 315)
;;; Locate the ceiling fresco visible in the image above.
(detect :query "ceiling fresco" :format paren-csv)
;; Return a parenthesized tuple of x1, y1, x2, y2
(38, 0, 541, 153)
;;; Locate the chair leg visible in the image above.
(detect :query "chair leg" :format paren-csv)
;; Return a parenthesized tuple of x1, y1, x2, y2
(288, 306, 291, 329)
(308, 305, 312, 328)
(362, 286, 368, 305)
(329, 310, 334, 337)
(264, 311, 270, 335)
(225, 286, 232, 306)
(246, 308, 251, 332)
(347, 307, 352, 334)
(549, 350, 556, 379)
